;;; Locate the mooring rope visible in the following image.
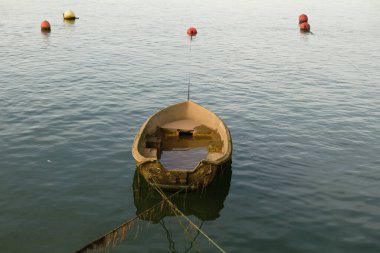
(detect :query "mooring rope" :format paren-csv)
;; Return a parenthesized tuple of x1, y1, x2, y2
(160, 219, 178, 253)
(185, 221, 204, 253)
(74, 188, 185, 253)
(150, 179, 203, 252)
(75, 178, 227, 253)
(151, 179, 227, 253)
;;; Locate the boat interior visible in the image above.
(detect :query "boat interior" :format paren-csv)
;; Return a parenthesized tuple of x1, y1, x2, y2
(142, 119, 225, 170)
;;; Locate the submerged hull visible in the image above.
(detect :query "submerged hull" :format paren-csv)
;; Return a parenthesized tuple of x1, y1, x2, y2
(133, 163, 232, 222)
(132, 100, 232, 190)
(137, 160, 221, 190)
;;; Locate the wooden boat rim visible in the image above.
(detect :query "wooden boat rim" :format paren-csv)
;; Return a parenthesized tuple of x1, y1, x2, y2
(132, 100, 232, 169)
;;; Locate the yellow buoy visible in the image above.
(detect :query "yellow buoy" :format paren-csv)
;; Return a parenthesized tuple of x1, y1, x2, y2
(63, 10, 77, 20)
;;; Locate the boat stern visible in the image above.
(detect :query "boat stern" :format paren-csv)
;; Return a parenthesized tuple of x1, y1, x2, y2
(137, 160, 221, 191)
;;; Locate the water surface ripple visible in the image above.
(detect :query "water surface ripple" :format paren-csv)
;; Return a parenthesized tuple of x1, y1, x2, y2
(0, 0, 380, 252)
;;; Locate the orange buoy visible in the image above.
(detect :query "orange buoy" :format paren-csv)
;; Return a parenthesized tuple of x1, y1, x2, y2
(299, 14, 308, 24)
(299, 22, 311, 32)
(187, 27, 197, 37)
(41, 20, 51, 31)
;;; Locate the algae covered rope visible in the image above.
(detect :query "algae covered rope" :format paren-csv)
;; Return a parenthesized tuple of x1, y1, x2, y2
(160, 219, 179, 253)
(74, 188, 185, 253)
(184, 221, 204, 253)
(75, 179, 227, 253)
(151, 180, 204, 253)
(151, 179, 227, 253)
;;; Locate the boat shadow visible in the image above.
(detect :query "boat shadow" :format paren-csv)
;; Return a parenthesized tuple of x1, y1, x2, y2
(74, 162, 232, 253)
(132, 161, 232, 223)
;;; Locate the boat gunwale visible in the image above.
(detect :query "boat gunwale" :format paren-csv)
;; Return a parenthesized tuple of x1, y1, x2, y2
(132, 100, 232, 169)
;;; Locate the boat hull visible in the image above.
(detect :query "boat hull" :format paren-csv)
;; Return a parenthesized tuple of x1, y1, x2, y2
(137, 159, 231, 191)
(133, 163, 232, 222)
(132, 101, 232, 191)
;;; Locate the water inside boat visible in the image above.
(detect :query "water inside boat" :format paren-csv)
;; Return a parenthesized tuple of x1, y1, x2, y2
(160, 146, 208, 171)
(146, 123, 223, 171)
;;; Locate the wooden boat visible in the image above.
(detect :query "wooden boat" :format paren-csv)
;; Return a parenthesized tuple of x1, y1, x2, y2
(132, 100, 232, 190)
(133, 163, 232, 222)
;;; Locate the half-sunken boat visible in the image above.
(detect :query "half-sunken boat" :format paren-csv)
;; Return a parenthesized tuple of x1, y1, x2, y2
(132, 100, 232, 190)
(133, 163, 231, 222)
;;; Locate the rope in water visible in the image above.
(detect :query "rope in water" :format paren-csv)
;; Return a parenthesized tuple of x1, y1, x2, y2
(75, 178, 227, 253)
(74, 187, 185, 253)
(154, 184, 204, 253)
(151, 179, 227, 253)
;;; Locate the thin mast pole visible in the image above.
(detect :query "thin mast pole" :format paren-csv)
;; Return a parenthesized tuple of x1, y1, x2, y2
(188, 36, 192, 101)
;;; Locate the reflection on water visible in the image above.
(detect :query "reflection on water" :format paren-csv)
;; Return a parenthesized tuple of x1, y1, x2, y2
(63, 19, 76, 25)
(159, 218, 205, 253)
(2, 0, 379, 252)
(133, 163, 232, 252)
(133, 162, 232, 222)
(75, 164, 232, 253)
(40, 30, 51, 36)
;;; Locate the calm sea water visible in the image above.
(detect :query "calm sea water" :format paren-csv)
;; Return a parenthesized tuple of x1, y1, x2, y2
(1, 0, 380, 252)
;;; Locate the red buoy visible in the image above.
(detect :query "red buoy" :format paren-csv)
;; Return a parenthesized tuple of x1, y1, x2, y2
(41, 20, 51, 31)
(299, 22, 311, 32)
(187, 27, 197, 37)
(299, 14, 308, 24)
